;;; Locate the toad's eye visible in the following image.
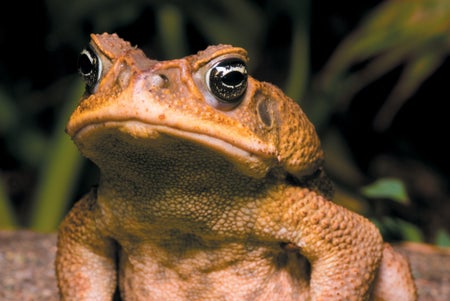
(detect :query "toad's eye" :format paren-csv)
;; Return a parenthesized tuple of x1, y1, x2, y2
(77, 46, 102, 94)
(206, 59, 248, 104)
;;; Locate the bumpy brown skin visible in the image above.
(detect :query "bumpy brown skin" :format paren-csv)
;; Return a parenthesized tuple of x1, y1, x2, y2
(56, 33, 416, 300)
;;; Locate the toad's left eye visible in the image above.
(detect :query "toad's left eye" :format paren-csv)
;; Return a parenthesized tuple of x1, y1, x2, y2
(207, 59, 248, 104)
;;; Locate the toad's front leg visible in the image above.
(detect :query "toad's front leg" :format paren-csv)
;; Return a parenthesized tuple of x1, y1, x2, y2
(56, 190, 117, 301)
(258, 188, 384, 301)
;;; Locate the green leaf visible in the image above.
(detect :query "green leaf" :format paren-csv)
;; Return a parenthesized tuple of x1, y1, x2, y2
(436, 229, 450, 247)
(361, 178, 409, 204)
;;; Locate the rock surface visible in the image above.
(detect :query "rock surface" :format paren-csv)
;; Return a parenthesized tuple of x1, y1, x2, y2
(0, 231, 58, 301)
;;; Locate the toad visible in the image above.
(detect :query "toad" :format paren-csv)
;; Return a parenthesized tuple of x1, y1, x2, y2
(56, 33, 416, 300)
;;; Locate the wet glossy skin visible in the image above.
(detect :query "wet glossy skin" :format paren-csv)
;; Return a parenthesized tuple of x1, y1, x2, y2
(56, 33, 416, 301)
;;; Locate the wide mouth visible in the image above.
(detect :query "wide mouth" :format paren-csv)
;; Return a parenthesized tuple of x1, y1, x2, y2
(75, 119, 255, 157)
(73, 119, 276, 178)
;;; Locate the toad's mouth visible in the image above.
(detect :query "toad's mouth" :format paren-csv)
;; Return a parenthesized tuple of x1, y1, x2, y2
(72, 119, 277, 178)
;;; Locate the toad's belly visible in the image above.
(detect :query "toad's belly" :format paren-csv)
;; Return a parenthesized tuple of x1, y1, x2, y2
(117, 244, 311, 301)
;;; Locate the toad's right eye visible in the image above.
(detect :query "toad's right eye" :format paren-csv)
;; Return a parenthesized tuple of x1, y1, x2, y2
(77, 46, 102, 94)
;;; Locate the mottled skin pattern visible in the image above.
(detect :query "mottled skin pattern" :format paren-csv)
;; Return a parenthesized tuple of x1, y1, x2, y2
(56, 33, 416, 300)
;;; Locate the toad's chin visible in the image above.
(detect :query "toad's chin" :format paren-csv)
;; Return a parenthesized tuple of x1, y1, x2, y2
(72, 120, 277, 179)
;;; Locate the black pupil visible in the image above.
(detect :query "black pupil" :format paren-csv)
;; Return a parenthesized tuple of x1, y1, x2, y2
(222, 71, 245, 87)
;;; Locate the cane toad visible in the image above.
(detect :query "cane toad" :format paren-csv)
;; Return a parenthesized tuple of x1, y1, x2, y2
(56, 33, 416, 300)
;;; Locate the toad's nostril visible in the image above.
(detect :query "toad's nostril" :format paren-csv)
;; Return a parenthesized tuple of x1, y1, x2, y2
(150, 74, 169, 89)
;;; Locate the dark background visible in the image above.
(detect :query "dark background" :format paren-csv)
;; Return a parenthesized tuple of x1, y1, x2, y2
(0, 0, 448, 245)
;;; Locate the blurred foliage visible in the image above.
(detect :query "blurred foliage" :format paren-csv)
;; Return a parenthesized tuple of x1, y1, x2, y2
(374, 217, 424, 243)
(309, 0, 450, 130)
(436, 229, 450, 247)
(361, 178, 409, 205)
(0, 0, 449, 246)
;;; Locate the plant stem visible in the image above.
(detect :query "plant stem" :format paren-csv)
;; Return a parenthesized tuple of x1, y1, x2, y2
(29, 80, 84, 232)
(0, 174, 17, 229)
(285, 0, 310, 103)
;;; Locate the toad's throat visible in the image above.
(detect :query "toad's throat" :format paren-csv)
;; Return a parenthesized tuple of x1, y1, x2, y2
(73, 120, 277, 179)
